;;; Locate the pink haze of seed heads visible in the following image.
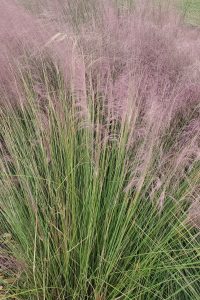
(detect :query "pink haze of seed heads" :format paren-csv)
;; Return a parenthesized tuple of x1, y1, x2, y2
(0, 0, 199, 217)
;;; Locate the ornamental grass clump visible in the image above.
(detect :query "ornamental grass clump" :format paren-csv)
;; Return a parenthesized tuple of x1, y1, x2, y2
(0, 1, 200, 299)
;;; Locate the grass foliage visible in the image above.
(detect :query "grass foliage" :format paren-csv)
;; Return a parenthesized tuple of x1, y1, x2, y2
(0, 1, 200, 299)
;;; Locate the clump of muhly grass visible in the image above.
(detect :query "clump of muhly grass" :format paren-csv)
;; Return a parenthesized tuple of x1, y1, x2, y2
(0, 0, 200, 299)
